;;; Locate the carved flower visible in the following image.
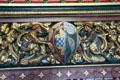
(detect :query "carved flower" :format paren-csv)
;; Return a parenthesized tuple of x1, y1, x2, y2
(117, 35, 120, 43)
(90, 43, 97, 51)
(71, 54, 82, 64)
(0, 36, 2, 45)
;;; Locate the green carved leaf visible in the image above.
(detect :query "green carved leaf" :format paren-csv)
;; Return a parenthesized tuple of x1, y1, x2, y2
(25, 0, 31, 3)
(44, 0, 48, 3)
(78, 0, 83, 2)
(110, 0, 117, 2)
(61, 0, 66, 3)
(94, 0, 100, 2)
(8, 0, 13, 3)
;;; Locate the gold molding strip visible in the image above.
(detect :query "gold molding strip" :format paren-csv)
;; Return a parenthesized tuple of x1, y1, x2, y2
(0, 64, 119, 71)
(0, 10, 120, 15)
(0, 2, 120, 6)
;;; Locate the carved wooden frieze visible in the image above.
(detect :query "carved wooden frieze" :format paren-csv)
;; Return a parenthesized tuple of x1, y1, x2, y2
(0, 21, 120, 67)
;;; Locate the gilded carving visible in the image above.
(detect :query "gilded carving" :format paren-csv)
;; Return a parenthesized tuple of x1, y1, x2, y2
(0, 21, 120, 66)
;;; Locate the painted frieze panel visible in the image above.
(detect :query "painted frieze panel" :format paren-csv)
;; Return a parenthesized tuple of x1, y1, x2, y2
(0, 21, 120, 67)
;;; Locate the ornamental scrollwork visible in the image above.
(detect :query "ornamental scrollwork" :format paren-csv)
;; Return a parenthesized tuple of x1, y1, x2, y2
(0, 21, 120, 66)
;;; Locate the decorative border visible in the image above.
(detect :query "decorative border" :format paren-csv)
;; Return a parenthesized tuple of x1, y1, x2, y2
(0, 17, 120, 70)
(0, 0, 120, 3)
(1, 4, 120, 18)
(0, 64, 120, 71)
(0, 2, 120, 6)
(0, 16, 120, 22)
(0, 3, 120, 70)
(0, 66, 120, 80)
(1, 10, 120, 15)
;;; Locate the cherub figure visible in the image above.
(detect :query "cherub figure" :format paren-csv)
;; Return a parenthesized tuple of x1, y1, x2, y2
(81, 22, 106, 63)
(18, 23, 53, 65)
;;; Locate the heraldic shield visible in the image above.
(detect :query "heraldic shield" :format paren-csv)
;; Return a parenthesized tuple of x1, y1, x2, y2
(49, 22, 79, 64)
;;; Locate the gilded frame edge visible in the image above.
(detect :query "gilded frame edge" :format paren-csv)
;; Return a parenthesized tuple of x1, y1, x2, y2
(0, 2, 120, 6)
(0, 64, 120, 71)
